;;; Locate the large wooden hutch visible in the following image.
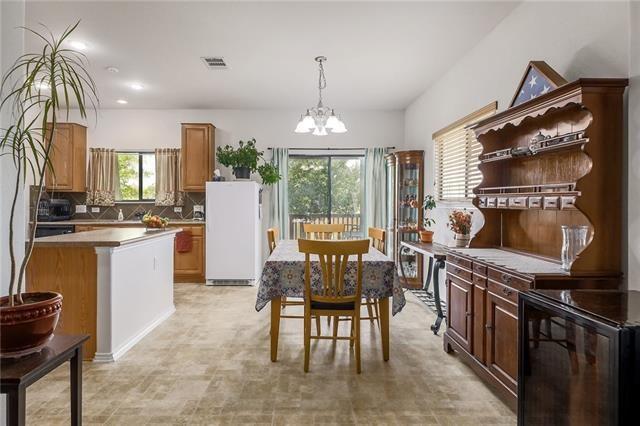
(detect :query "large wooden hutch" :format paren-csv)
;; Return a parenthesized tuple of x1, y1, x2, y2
(442, 65, 628, 409)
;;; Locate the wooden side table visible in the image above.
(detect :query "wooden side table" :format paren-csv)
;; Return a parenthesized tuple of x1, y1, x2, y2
(1, 334, 89, 426)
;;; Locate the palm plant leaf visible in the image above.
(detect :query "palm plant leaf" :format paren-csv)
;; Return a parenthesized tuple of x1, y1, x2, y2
(0, 21, 98, 305)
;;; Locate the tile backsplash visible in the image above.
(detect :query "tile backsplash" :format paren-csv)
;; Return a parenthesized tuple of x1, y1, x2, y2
(32, 187, 205, 221)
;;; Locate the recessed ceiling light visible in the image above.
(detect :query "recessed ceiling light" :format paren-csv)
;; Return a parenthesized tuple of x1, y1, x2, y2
(69, 41, 88, 50)
(33, 81, 50, 90)
(106, 66, 119, 73)
(129, 82, 144, 91)
(116, 99, 128, 105)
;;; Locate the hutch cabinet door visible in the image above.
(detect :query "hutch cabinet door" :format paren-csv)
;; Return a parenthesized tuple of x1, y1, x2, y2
(446, 274, 473, 352)
(181, 123, 214, 192)
(45, 124, 73, 190)
(472, 275, 487, 364)
(486, 289, 518, 392)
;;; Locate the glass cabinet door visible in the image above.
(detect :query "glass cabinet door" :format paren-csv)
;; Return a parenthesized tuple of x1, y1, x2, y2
(385, 154, 396, 259)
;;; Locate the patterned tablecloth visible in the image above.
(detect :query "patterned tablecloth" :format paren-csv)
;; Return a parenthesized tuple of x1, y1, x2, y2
(255, 240, 406, 315)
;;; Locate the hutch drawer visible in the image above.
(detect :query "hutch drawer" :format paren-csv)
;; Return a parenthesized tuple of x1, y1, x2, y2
(447, 253, 472, 270)
(447, 263, 472, 282)
(472, 273, 488, 288)
(487, 280, 519, 305)
(488, 267, 532, 291)
(473, 262, 487, 276)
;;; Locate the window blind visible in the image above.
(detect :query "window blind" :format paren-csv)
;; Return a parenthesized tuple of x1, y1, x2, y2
(433, 102, 497, 201)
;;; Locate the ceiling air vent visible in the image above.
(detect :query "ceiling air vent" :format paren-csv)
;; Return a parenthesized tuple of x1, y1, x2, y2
(201, 56, 228, 70)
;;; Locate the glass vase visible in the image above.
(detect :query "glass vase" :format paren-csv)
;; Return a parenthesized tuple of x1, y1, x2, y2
(561, 225, 589, 271)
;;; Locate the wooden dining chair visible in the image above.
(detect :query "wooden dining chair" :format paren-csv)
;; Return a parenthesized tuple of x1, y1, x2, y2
(298, 238, 370, 373)
(267, 228, 279, 254)
(267, 227, 321, 336)
(303, 223, 347, 240)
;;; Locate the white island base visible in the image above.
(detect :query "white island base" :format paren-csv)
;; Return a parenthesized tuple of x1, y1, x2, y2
(27, 228, 179, 362)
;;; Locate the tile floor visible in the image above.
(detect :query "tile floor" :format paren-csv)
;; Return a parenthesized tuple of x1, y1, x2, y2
(24, 284, 516, 425)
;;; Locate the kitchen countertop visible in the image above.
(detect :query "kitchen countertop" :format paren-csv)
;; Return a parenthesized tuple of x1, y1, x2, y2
(37, 219, 205, 225)
(33, 227, 182, 248)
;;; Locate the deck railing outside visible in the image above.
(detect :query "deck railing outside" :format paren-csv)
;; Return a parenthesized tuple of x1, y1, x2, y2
(289, 213, 362, 239)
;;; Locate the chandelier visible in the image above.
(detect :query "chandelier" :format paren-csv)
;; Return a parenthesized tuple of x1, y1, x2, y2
(294, 56, 347, 136)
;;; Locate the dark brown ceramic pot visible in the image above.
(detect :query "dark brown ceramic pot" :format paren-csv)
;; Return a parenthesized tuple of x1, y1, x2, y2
(0, 292, 63, 358)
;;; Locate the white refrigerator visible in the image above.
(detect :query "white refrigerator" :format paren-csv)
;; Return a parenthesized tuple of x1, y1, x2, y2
(205, 181, 262, 284)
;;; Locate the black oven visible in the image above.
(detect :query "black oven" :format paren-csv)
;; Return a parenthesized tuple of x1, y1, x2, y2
(519, 290, 640, 426)
(35, 225, 74, 238)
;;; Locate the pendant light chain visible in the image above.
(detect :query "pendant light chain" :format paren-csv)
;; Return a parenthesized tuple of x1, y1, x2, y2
(318, 59, 326, 106)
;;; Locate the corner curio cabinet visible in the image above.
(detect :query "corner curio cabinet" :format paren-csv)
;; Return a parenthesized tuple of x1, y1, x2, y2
(386, 150, 424, 288)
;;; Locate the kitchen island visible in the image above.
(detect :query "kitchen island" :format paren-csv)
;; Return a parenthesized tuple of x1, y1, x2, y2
(26, 227, 180, 361)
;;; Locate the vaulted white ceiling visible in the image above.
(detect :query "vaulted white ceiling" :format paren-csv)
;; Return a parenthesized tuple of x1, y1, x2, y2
(24, 1, 518, 110)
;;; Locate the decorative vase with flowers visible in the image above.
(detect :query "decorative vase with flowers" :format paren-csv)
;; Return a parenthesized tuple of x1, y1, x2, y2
(448, 209, 473, 247)
(419, 195, 436, 243)
(0, 22, 98, 357)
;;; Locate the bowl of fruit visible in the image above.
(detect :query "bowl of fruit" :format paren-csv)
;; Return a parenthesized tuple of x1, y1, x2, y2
(142, 212, 169, 231)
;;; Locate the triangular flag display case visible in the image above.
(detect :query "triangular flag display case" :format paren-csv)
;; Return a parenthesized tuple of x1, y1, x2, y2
(509, 61, 568, 107)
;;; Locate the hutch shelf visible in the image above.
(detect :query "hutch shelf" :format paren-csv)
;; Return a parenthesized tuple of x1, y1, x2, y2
(442, 76, 628, 410)
(386, 150, 424, 288)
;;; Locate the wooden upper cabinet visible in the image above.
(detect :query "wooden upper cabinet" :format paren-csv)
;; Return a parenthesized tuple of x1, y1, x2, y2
(181, 123, 215, 192)
(45, 123, 86, 192)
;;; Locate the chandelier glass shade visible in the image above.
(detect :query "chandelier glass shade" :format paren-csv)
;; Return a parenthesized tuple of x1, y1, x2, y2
(295, 56, 347, 136)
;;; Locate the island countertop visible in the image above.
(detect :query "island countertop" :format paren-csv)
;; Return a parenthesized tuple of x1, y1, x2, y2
(33, 227, 181, 248)
(36, 219, 204, 225)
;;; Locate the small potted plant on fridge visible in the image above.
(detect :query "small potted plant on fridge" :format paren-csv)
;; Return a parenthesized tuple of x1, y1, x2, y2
(419, 195, 436, 243)
(448, 209, 473, 247)
(216, 138, 281, 184)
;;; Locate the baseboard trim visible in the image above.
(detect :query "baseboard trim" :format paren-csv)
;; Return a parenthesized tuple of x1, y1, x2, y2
(93, 306, 176, 363)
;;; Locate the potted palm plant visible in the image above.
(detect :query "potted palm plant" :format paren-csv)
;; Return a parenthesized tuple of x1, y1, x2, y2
(216, 138, 281, 184)
(419, 195, 436, 243)
(0, 22, 98, 357)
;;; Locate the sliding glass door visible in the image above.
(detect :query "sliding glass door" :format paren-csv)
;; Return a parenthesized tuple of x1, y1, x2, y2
(288, 155, 364, 238)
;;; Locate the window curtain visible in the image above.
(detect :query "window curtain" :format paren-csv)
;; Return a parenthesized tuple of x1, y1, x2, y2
(155, 148, 184, 206)
(269, 148, 289, 239)
(86, 148, 118, 206)
(364, 147, 387, 233)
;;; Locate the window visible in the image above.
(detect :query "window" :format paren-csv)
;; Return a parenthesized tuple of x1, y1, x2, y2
(433, 102, 497, 201)
(288, 154, 364, 237)
(116, 152, 156, 201)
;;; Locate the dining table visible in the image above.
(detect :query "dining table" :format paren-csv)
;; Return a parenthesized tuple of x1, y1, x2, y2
(255, 239, 406, 362)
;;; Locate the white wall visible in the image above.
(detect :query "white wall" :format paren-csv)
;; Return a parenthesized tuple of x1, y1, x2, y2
(0, 0, 26, 298)
(628, 0, 640, 290)
(405, 1, 630, 248)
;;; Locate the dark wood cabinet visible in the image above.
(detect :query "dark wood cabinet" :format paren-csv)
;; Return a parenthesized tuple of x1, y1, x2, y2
(446, 274, 473, 352)
(181, 123, 215, 192)
(443, 72, 626, 410)
(486, 287, 518, 393)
